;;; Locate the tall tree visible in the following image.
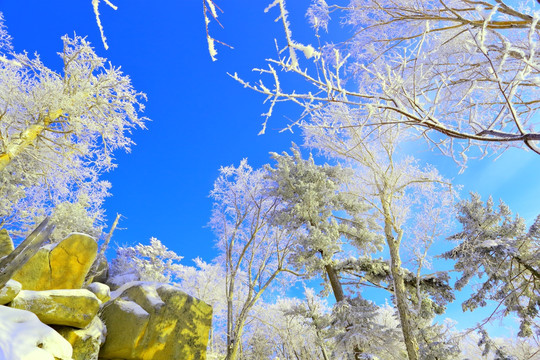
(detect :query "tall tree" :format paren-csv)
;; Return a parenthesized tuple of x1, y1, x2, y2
(0, 17, 146, 236)
(303, 104, 457, 360)
(267, 144, 387, 358)
(209, 159, 299, 360)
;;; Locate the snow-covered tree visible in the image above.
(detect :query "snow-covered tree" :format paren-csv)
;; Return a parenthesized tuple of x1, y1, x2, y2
(209, 159, 299, 360)
(267, 144, 380, 297)
(109, 237, 183, 286)
(459, 329, 540, 359)
(267, 140, 458, 359)
(0, 16, 146, 237)
(443, 194, 540, 338)
(302, 104, 457, 360)
(235, 0, 540, 165)
(242, 289, 337, 360)
(267, 144, 387, 358)
(48, 193, 105, 242)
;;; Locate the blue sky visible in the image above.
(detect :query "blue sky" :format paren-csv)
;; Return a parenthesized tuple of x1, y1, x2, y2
(2, 0, 539, 337)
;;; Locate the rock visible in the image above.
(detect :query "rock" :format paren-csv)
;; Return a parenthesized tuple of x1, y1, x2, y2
(0, 279, 22, 305)
(0, 305, 73, 360)
(98, 297, 151, 359)
(0, 229, 14, 258)
(10, 289, 100, 328)
(12, 233, 98, 290)
(86, 282, 111, 303)
(55, 316, 107, 360)
(99, 282, 212, 360)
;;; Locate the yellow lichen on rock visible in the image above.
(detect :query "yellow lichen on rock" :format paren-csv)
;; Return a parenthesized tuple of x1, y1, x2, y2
(55, 316, 107, 360)
(12, 233, 98, 290)
(10, 289, 100, 328)
(0, 279, 21, 305)
(99, 282, 212, 360)
(99, 298, 150, 359)
(0, 229, 14, 258)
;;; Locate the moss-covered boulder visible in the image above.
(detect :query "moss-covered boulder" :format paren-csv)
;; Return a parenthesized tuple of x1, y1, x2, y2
(10, 289, 100, 328)
(99, 282, 212, 360)
(55, 316, 107, 360)
(0, 279, 21, 305)
(12, 233, 98, 290)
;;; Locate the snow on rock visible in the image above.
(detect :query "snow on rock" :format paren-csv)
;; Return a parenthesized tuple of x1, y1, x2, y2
(0, 305, 72, 360)
(86, 282, 111, 303)
(0, 279, 21, 305)
(117, 298, 150, 318)
(107, 272, 139, 291)
(99, 281, 212, 360)
(10, 289, 100, 328)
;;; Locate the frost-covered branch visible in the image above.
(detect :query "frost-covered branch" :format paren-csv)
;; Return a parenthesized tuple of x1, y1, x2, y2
(235, 0, 540, 164)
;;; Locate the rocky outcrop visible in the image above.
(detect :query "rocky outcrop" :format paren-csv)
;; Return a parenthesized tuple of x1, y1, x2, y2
(99, 282, 213, 360)
(0, 229, 14, 258)
(55, 316, 107, 360)
(0, 279, 21, 305)
(10, 289, 100, 328)
(12, 233, 98, 290)
(0, 226, 212, 360)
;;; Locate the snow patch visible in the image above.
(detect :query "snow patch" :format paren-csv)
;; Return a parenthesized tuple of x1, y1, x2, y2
(0, 305, 72, 360)
(116, 299, 149, 318)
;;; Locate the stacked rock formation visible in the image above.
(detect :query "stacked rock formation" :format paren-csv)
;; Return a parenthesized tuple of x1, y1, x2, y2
(0, 231, 212, 360)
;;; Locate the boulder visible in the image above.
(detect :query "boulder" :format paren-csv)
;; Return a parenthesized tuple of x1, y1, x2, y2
(98, 297, 151, 359)
(99, 282, 212, 360)
(0, 229, 14, 258)
(10, 289, 100, 328)
(86, 282, 111, 303)
(0, 279, 22, 305)
(55, 316, 107, 360)
(12, 233, 98, 290)
(0, 305, 72, 360)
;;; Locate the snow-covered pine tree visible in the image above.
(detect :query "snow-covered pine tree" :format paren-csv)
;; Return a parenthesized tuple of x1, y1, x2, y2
(443, 194, 540, 338)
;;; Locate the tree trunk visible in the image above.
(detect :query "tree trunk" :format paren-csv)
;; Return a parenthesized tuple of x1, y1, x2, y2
(385, 226, 419, 360)
(226, 282, 235, 360)
(379, 189, 419, 360)
(226, 312, 248, 360)
(325, 263, 345, 302)
(227, 326, 243, 360)
(0, 110, 61, 172)
(85, 213, 121, 285)
(324, 262, 363, 360)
